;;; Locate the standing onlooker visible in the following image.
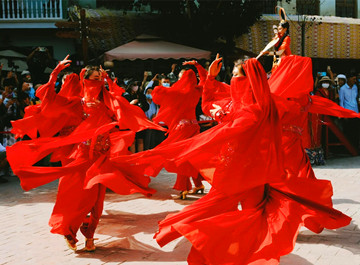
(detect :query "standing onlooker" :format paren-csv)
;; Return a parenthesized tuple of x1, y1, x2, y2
(339, 72, 359, 150)
(122, 81, 149, 153)
(143, 86, 165, 150)
(1, 70, 19, 89)
(27, 47, 54, 85)
(339, 73, 358, 113)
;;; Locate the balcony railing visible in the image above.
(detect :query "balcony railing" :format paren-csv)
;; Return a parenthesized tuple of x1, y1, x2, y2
(0, 0, 63, 20)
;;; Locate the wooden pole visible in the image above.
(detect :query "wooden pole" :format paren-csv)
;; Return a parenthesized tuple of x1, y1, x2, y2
(80, 9, 88, 65)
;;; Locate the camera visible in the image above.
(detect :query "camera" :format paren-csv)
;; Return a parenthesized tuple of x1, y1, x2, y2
(38, 47, 47, 52)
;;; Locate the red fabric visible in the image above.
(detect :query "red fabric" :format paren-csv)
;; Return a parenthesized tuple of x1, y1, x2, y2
(7, 65, 164, 240)
(152, 70, 201, 131)
(201, 76, 231, 117)
(269, 55, 313, 98)
(146, 70, 203, 191)
(146, 57, 351, 263)
(119, 59, 283, 195)
(160, 179, 350, 265)
(275, 35, 291, 56)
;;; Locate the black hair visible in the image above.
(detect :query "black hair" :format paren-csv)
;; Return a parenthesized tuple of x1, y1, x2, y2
(275, 21, 290, 51)
(125, 80, 141, 94)
(83, 66, 100, 79)
(233, 56, 250, 76)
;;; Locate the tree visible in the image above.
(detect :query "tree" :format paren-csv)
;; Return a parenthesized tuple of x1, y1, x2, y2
(133, 0, 265, 61)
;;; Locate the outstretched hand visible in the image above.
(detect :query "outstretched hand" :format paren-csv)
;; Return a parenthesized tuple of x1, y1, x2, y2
(57, 55, 71, 71)
(183, 60, 197, 66)
(208, 53, 222, 77)
(99, 65, 108, 78)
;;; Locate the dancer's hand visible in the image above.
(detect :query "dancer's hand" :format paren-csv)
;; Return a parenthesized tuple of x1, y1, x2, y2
(210, 104, 222, 118)
(99, 65, 108, 78)
(183, 60, 197, 66)
(208, 54, 222, 77)
(57, 55, 71, 72)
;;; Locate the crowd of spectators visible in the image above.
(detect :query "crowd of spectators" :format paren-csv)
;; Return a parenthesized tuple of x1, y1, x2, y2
(310, 66, 360, 163)
(1, 46, 360, 181)
(0, 50, 215, 183)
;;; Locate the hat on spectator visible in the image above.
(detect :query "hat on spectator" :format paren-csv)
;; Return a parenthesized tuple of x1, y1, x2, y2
(336, 74, 347, 81)
(21, 70, 30, 76)
(319, 76, 332, 83)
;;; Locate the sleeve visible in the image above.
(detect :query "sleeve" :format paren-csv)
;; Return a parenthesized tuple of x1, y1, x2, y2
(35, 65, 62, 101)
(201, 75, 231, 116)
(145, 80, 154, 90)
(279, 36, 291, 54)
(310, 95, 360, 118)
(244, 58, 271, 110)
(194, 62, 208, 87)
(152, 85, 178, 105)
(339, 87, 345, 108)
(108, 77, 125, 96)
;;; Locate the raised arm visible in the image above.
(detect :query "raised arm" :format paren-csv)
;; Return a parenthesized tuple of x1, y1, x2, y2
(36, 55, 71, 101)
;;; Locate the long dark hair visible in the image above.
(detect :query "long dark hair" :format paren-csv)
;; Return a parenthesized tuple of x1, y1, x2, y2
(275, 21, 290, 51)
(125, 80, 141, 95)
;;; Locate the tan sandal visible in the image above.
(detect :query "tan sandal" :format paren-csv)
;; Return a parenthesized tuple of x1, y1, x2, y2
(64, 235, 77, 251)
(85, 238, 96, 252)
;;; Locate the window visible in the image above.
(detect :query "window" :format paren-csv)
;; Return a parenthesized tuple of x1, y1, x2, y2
(336, 0, 358, 18)
(296, 0, 320, 15)
(262, 0, 278, 14)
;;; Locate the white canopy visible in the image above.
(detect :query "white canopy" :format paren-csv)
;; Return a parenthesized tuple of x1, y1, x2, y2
(104, 35, 211, 61)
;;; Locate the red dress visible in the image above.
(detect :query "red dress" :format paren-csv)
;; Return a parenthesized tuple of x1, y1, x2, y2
(7, 65, 165, 241)
(151, 70, 203, 191)
(119, 58, 351, 264)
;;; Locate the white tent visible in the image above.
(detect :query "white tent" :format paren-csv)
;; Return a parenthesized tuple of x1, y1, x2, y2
(104, 35, 211, 61)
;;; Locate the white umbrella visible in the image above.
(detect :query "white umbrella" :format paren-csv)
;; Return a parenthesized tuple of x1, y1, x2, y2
(0, 50, 27, 59)
(0, 58, 28, 72)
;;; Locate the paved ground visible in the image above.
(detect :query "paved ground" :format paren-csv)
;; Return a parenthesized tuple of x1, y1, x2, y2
(0, 156, 359, 265)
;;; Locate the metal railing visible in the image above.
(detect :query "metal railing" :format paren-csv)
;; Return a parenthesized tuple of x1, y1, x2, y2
(0, 0, 63, 20)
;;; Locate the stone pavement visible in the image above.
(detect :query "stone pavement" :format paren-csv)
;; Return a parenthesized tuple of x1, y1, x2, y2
(0, 156, 359, 265)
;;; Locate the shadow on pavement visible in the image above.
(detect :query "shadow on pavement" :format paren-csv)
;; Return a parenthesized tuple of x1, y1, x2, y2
(280, 253, 314, 265)
(74, 236, 189, 263)
(297, 221, 360, 256)
(332, 198, 360, 205)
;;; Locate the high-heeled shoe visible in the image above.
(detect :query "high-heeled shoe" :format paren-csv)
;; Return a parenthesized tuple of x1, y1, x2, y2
(64, 235, 77, 251)
(188, 185, 205, 194)
(179, 190, 188, 200)
(85, 238, 96, 252)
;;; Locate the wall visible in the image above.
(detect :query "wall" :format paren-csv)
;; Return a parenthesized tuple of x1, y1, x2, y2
(320, 0, 336, 16)
(79, 0, 96, 9)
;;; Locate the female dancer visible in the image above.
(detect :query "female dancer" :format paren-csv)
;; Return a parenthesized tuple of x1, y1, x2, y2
(117, 55, 351, 264)
(7, 56, 165, 251)
(149, 69, 204, 199)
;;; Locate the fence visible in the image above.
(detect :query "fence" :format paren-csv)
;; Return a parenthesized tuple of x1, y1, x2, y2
(0, 0, 63, 20)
